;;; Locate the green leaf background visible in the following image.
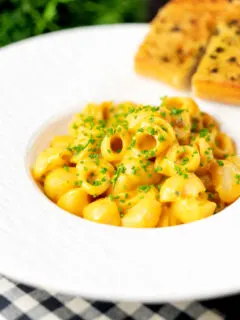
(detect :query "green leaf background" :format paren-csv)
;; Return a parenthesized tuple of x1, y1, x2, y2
(0, 0, 147, 46)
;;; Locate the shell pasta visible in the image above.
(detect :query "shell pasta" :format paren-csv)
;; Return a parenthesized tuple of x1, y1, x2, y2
(32, 97, 240, 228)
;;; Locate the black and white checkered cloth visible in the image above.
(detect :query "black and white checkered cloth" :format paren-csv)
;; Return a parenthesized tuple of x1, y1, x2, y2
(0, 275, 239, 320)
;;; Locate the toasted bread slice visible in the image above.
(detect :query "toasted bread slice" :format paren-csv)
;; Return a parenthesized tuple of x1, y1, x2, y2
(192, 11, 240, 105)
(135, 0, 228, 89)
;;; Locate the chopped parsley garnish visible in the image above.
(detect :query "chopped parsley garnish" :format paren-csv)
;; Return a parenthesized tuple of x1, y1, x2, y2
(174, 164, 188, 178)
(89, 153, 98, 159)
(92, 180, 101, 186)
(208, 193, 214, 200)
(106, 127, 114, 136)
(109, 194, 115, 201)
(100, 167, 108, 174)
(72, 144, 84, 154)
(158, 135, 166, 142)
(199, 128, 209, 138)
(131, 166, 139, 175)
(141, 149, 156, 159)
(72, 136, 95, 155)
(150, 106, 159, 112)
(138, 185, 152, 193)
(170, 108, 184, 116)
(155, 166, 163, 172)
(191, 120, 197, 132)
(149, 116, 154, 122)
(160, 96, 167, 107)
(147, 127, 156, 135)
(111, 164, 126, 188)
(160, 125, 168, 132)
(128, 139, 136, 150)
(217, 160, 224, 166)
(235, 174, 240, 184)
(72, 123, 78, 130)
(192, 150, 198, 157)
(63, 164, 69, 172)
(74, 180, 82, 187)
(181, 157, 189, 166)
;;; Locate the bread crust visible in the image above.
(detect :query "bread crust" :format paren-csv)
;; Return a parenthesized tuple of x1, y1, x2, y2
(192, 79, 240, 105)
(135, 0, 228, 89)
(135, 0, 240, 104)
(192, 17, 240, 105)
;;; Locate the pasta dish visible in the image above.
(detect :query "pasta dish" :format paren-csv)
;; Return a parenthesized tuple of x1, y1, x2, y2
(32, 97, 240, 228)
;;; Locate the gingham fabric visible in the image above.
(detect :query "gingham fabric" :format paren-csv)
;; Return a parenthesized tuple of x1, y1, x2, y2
(0, 275, 239, 320)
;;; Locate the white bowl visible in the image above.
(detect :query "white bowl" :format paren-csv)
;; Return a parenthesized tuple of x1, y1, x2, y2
(0, 24, 240, 302)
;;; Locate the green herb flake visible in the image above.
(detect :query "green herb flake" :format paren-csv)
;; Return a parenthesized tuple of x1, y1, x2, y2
(181, 157, 189, 166)
(160, 96, 167, 107)
(92, 180, 101, 186)
(138, 185, 151, 193)
(89, 153, 98, 160)
(217, 160, 224, 166)
(191, 120, 197, 132)
(158, 135, 166, 142)
(72, 123, 78, 130)
(154, 166, 163, 172)
(111, 164, 126, 188)
(208, 193, 214, 200)
(63, 164, 69, 172)
(109, 194, 115, 201)
(100, 167, 108, 174)
(147, 127, 156, 135)
(128, 139, 136, 150)
(235, 174, 240, 184)
(199, 128, 209, 138)
(149, 116, 154, 123)
(72, 144, 84, 154)
(74, 180, 82, 187)
(174, 164, 188, 179)
(170, 108, 184, 116)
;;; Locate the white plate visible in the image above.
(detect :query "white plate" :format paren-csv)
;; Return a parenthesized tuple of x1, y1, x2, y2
(0, 24, 240, 303)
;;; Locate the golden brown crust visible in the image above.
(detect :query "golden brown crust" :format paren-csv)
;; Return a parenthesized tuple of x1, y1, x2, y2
(217, 2, 240, 23)
(192, 18, 240, 105)
(135, 0, 240, 103)
(192, 79, 240, 105)
(135, 56, 190, 89)
(135, 0, 231, 89)
(151, 0, 229, 27)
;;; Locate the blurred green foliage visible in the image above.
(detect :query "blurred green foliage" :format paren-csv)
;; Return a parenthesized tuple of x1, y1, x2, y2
(0, 0, 147, 46)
